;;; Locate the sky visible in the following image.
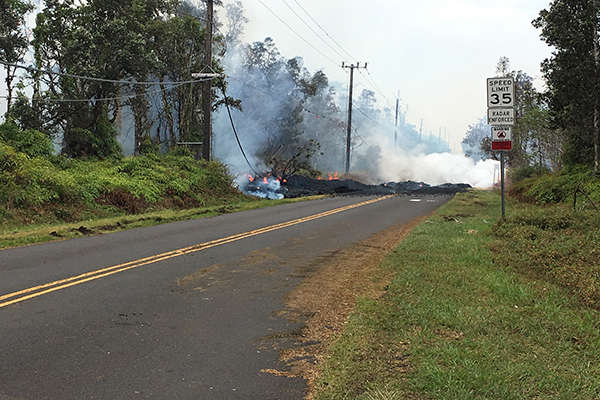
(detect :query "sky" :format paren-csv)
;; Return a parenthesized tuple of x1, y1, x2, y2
(230, 0, 553, 152)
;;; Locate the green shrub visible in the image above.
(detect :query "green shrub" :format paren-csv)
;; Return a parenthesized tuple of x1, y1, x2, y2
(492, 205, 600, 308)
(63, 109, 122, 159)
(64, 127, 122, 160)
(0, 120, 53, 158)
(509, 165, 549, 182)
(509, 169, 595, 205)
(1, 143, 242, 224)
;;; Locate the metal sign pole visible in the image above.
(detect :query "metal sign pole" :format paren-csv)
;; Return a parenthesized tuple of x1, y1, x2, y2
(500, 151, 505, 219)
(487, 76, 514, 220)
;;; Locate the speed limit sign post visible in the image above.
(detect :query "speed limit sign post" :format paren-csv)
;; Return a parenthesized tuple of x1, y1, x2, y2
(487, 77, 515, 220)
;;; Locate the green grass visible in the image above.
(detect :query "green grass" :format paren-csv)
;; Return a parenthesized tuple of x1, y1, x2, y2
(315, 190, 600, 400)
(492, 204, 600, 309)
(0, 196, 325, 250)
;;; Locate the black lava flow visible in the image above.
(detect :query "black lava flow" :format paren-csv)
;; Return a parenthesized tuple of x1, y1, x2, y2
(245, 174, 471, 199)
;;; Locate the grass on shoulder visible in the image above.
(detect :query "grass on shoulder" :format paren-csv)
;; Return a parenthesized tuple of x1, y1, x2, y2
(0, 196, 326, 250)
(315, 190, 600, 400)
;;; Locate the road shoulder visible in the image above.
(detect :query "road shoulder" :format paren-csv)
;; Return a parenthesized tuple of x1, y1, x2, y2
(261, 210, 430, 397)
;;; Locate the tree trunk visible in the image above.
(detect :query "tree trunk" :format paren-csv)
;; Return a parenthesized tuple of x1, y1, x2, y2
(4, 65, 15, 116)
(160, 79, 176, 148)
(131, 85, 149, 155)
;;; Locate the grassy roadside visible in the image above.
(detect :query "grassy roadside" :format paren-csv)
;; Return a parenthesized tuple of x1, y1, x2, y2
(0, 196, 326, 250)
(314, 190, 600, 400)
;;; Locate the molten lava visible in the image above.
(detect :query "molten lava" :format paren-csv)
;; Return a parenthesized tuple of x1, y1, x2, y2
(325, 171, 339, 181)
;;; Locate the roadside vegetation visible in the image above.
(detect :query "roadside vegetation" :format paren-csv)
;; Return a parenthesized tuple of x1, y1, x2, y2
(1, 120, 243, 217)
(1, 119, 265, 248)
(314, 190, 600, 400)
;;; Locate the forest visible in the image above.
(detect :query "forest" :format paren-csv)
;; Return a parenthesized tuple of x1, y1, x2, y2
(1, 0, 452, 181)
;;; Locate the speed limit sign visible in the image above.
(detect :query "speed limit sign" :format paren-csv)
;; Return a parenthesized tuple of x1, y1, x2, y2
(487, 78, 515, 108)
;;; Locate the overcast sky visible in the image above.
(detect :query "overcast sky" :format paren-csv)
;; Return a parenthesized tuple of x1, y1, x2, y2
(232, 0, 553, 151)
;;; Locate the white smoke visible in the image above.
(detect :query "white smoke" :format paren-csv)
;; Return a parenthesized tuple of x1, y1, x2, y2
(351, 129, 497, 188)
(378, 151, 498, 188)
(214, 41, 497, 189)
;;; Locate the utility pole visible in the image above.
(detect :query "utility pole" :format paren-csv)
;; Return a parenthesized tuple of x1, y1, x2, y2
(342, 62, 367, 174)
(394, 91, 400, 147)
(201, 0, 214, 161)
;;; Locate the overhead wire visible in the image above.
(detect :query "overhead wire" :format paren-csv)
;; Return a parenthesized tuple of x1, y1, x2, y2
(226, 74, 354, 132)
(220, 85, 260, 176)
(252, 0, 340, 68)
(278, 0, 347, 61)
(3, 81, 194, 103)
(251, 0, 396, 118)
(362, 69, 393, 107)
(289, 0, 355, 61)
(285, 0, 393, 108)
(352, 102, 390, 129)
(0, 61, 215, 86)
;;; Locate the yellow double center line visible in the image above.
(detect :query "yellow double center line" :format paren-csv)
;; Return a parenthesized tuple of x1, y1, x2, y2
(0, 196, 393, 309)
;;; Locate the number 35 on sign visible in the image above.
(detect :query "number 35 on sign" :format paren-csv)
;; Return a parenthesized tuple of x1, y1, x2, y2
(487, 78, 515, 108)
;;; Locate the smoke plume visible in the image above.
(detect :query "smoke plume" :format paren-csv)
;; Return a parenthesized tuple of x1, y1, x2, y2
(213, 38, 497, 189)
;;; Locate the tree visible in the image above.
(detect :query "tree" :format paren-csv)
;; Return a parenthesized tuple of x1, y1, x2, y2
(31, 0, 195, 157)
(0, 0, 34, 116)
(533, 0, 599, 169)
(224, 0, 248, 48)
(462, 118, 492, 162)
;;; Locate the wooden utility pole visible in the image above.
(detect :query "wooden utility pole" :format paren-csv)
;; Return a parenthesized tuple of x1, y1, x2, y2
(342, 62, 367, 174)
(201, 0, 214, 161)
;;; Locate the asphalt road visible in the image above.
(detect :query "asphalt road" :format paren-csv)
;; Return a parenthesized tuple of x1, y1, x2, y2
(0, 195, 448, 400)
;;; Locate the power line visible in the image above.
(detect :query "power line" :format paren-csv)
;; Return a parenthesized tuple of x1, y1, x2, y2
(252, 0, 340, 68)
(0, 61, 216, 86)
(220, 86, 260, 176)
(363, 69, 393, 106)
(290, 0, 356, 61)
(278, 0, 346, 60)
(352, 102, 389, 129)
(226, 74, 350, 131)
(1, 81, 192, 103)
(273, 3, 393, 109)
(253, 0, 394, 115)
